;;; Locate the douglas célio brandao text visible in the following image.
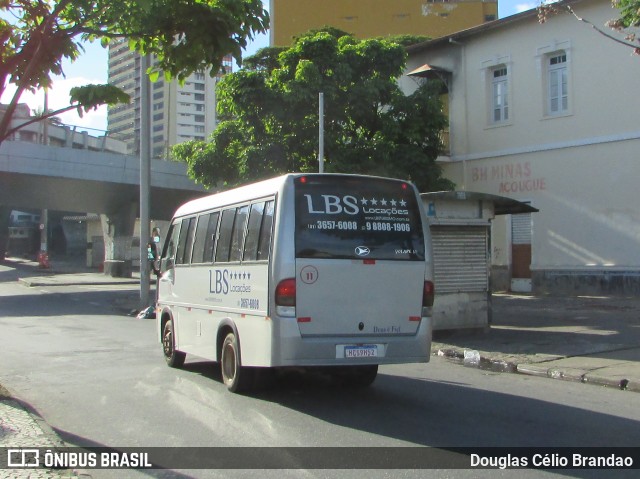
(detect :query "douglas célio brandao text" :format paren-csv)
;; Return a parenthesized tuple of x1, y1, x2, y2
(470, 452, 634, 469)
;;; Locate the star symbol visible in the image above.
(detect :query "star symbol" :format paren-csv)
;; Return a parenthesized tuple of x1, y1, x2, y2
(400, 200, 407, 207)
(361, 197, 369, 205)
(390, 199, 397, 207)
(371, 198, 378, 206)
(381, 198, 388, 206)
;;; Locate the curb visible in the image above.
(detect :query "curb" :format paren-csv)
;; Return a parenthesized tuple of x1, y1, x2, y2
(0, 393, 89, 478)
(18, 277, 140, 287)
(434, 348, 640, 393)
(516, 363, 640, 391)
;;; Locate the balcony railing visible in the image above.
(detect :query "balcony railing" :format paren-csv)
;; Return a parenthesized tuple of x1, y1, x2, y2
(439, 129, 450, 156)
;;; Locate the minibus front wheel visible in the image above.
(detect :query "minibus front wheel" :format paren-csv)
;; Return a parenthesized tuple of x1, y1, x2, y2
(163, 319, 186, 368)
(220, 331, 253, 393)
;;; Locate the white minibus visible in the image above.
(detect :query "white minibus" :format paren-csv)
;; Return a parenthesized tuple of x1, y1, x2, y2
(157, 173, 434, 392)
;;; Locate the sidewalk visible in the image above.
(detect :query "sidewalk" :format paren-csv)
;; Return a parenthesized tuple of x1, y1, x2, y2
(432, 293, 640, 392)
(8, 256, 141, 288)
(1, 385, 81, 479)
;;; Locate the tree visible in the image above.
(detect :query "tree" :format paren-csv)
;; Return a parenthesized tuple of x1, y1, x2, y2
(608, 0, 640, 52)
(538, 0, 640, 54)
(172, 29, 453, 192)
(0, 0, 269, 145)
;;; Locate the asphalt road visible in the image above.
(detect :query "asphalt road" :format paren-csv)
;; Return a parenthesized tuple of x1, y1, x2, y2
(1, 264, 640, 479)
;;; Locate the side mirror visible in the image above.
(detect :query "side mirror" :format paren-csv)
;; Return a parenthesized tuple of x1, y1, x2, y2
(161, 257, 175, 272)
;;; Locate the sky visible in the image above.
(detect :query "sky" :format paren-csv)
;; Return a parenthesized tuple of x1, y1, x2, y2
(0, 1, 538, 135)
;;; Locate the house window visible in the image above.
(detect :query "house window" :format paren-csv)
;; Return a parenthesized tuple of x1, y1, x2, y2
(548, 52, 568, 115)
(491, 66, 509, 123)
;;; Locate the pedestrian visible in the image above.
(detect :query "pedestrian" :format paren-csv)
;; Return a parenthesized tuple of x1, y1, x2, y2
(148, 227, 161, 276)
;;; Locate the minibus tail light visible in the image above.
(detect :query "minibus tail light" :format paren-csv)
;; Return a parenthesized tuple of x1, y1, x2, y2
(423, 280, 435, 308)
(276, 278, 296, 307)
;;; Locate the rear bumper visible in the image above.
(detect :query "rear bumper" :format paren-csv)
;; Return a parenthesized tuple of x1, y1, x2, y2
(268, 316, 432, 367)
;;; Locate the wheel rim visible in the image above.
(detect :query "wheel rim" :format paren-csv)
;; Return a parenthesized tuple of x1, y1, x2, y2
(163, 326, 173, 358)
(222, 341, 236, 384)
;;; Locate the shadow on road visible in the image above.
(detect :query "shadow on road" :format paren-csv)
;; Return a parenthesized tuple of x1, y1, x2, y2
(170, 359, 640, 477)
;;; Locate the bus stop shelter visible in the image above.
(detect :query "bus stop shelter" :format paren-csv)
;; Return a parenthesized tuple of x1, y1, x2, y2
(421, 191, 538, 331)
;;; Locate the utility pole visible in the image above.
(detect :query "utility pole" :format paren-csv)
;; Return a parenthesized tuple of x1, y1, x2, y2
(139, 54, 151, 309)
(318, 92, 324, 173)
(40, 89, 49, 268)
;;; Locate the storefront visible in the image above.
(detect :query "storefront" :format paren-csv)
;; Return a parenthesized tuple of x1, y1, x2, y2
(422, 191, 537, 330)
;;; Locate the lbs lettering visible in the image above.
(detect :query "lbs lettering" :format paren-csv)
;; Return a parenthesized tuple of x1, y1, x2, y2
(304, 194, 359, 215)
(210, 269, 229, 294)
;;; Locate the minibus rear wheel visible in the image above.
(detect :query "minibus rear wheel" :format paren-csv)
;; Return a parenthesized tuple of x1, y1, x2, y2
(220, 331, 254, 393)
(163, 319, 186, 368)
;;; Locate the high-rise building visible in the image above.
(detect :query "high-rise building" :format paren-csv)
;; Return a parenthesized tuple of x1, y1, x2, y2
(270, 0, 498, 46)
(107, 38, 232, 158)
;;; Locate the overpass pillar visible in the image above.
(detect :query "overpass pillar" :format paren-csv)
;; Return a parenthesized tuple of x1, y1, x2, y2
(0, 205, 9, 260)
(100, 203, 137, 278)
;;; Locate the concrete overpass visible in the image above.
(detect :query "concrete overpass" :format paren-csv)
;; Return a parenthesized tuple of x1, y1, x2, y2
(0, 141, 207, 218)
(0, 141, 209, 274)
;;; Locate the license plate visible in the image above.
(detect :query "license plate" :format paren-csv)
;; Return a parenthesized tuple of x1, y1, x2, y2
(344, 345, 378, 358)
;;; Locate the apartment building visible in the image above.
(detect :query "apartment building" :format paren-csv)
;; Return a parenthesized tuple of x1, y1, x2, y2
(401, 0, 640, 295)
(107, 38, 231, 158)
(1, 103, 127, 154)
(270, 0, 498, 45)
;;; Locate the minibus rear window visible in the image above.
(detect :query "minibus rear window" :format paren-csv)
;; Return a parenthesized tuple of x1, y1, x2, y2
(295, 176, 425, 261)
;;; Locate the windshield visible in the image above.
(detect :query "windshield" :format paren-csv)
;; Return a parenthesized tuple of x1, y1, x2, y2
(295, 176, 425, 261)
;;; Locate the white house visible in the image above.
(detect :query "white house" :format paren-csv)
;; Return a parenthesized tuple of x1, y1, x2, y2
(401, 0, 640, 295)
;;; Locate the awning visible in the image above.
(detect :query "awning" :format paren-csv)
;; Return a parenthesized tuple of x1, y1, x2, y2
(421, 191, 539, 215)
(406, 63, 450, 79)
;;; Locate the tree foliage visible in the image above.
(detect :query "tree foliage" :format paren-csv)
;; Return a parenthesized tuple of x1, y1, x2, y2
(0, 0, 269, 144)
(172, 29, 453, 192)
(608, 0, 640, 51)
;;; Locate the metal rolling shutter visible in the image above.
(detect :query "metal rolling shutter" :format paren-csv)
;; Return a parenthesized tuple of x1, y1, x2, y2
(431, 226, 488, 293)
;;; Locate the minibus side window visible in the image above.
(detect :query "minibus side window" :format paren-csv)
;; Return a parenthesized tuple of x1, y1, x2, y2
(257, 200, 274, 261)
(191, 214, 210, 264)
(203, 212, 220, 263)
(229, 205, 249, 262)
(176, 217, 196, 265)
(215, 209, 236, 263)
(243, 202, 265, 261)
(161, 222, 180, 271)
(192, 212, 219, 264)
